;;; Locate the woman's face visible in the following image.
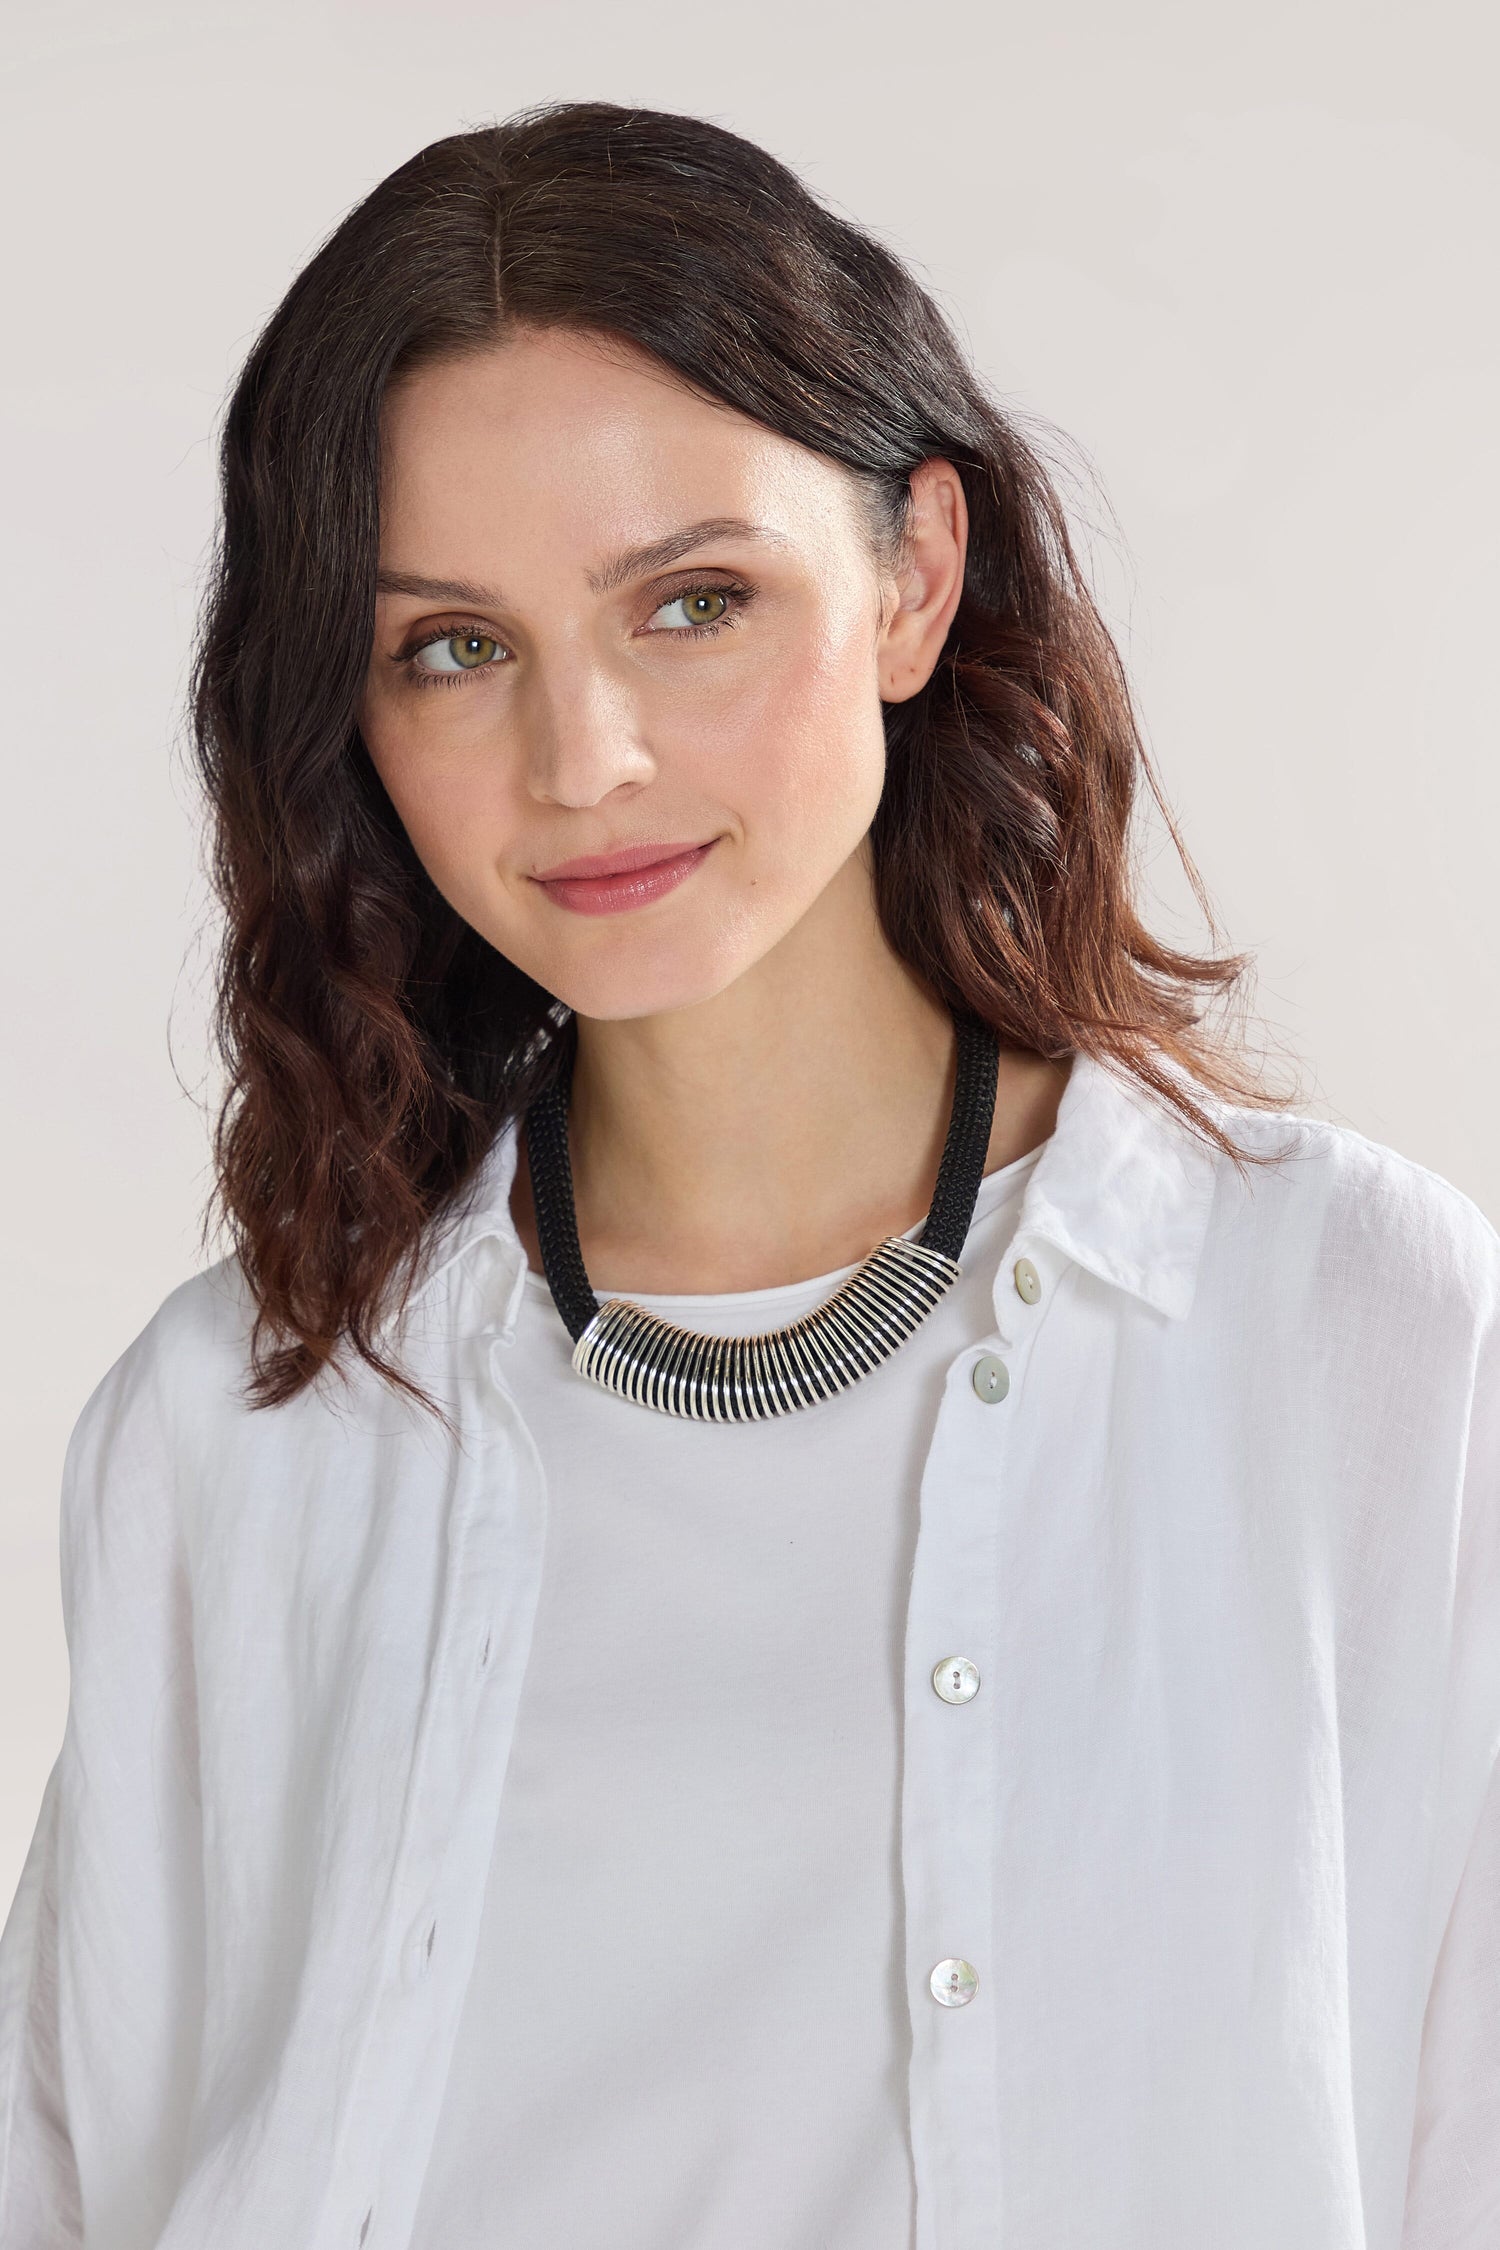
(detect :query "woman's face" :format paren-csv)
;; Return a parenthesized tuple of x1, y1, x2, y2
(358, 325, 962, 1022)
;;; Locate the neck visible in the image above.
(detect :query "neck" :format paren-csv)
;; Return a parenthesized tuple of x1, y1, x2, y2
(512, 851, 1072, 1295)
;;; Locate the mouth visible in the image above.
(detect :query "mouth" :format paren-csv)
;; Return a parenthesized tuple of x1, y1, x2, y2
(532, 838, 720, 917)
(533, 838, 715, 883)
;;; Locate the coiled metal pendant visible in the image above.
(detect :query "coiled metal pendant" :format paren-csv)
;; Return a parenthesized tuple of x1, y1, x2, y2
(572, 1233, 962, 1421)
(523, 1007, 1001, 1420)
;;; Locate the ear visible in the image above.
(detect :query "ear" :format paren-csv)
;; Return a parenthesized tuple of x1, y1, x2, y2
(875, 458, 968, 703)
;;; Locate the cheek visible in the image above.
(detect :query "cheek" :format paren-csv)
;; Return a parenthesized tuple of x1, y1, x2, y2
(710, 612, 886, 842)
(360, 712, 519, 922)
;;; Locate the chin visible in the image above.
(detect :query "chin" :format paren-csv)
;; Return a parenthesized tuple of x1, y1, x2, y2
(505, 877, 807, 1023)
(547, 950, 751, 1023)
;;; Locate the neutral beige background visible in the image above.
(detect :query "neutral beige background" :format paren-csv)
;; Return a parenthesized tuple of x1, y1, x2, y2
(3, 0, 1496, 1905)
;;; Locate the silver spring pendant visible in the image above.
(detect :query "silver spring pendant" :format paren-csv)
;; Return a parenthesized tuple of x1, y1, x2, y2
(571, 1232, 963, 1421)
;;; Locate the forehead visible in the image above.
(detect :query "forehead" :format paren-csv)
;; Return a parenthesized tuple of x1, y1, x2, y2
(375, 327, 863, 568)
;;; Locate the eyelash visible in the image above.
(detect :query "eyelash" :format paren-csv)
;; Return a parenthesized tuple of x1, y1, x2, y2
(395, 578, 757, 692)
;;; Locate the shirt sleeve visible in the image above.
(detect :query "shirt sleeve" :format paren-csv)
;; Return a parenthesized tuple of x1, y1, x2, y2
(1401, 1271, 1500, 2247)
(0, 1759, 84, 2244)
(1401, 1744, 1500, 2245)
(0, 1323, 205, 2250)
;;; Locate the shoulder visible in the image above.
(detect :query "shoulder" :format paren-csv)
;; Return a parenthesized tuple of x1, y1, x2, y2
(72, 1256, 259, 1445)
(1204, 1096, 1500, 1345)
(50, 1259, 261, 1641)
(59, 1258, 266, 1542)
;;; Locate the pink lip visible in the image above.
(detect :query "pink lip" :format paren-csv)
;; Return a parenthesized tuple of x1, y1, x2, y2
(535, 839, 718, 917)
(534, 839, 712, 882)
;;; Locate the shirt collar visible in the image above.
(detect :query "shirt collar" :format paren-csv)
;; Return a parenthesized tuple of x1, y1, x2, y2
(380, 1046, 1224, 1351)
(995, 1045, 1223, 1334)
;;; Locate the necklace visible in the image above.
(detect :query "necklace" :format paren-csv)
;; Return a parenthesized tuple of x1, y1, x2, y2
(522, 1010, 1002, 1422)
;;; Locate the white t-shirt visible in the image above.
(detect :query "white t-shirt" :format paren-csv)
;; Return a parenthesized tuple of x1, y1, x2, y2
(409, 1143, 1045, 2250)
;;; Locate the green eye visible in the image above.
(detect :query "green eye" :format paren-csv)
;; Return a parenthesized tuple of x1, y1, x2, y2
(453, 634, 499, 667)
(652, 589, 731, 630)
(415, 632, 504, 674)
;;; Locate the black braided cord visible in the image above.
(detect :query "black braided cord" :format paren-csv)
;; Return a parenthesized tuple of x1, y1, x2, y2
(524, 1010, 1001, 1345)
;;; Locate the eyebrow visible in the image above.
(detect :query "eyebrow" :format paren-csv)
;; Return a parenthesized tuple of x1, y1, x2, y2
(374, 516, 787, 608)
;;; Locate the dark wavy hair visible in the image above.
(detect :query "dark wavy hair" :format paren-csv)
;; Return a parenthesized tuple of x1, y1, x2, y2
(189, 98, 1301, 1417)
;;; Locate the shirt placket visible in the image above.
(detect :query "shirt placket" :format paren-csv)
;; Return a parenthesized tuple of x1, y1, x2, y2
(902, 1235, 1059, 2250)
(321, 1253, 547, 2250)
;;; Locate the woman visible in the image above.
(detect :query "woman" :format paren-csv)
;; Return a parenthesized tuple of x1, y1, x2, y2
(1, 99, 1495, 2250)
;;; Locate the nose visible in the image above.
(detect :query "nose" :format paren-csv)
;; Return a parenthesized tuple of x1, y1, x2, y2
(520, 642, 656, 811)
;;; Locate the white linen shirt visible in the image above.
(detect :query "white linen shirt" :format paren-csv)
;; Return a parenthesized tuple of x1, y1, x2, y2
(2, 1048, 1498, 2250)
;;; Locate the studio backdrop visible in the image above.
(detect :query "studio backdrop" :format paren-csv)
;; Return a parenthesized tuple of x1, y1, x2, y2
(1, 0, 1496, 1902)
